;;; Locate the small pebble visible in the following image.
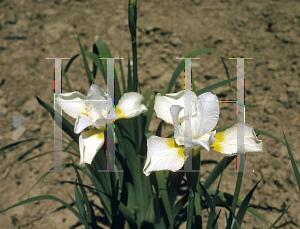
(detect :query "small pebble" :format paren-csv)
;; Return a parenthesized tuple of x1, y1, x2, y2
(11, 125, 26, 141)
(11, 115, 23, 129)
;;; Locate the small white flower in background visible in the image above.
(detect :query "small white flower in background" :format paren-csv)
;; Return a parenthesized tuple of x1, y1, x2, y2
(57, 84, 147, 166)
(143, 90, 263, 176)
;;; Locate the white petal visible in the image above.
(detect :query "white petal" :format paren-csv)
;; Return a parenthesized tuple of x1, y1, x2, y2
(211, 123, 263, 156)
(115, 92, 148, 119)
(154, 91, 198, 125)
(170, 105, 185, 145)
(56, 91, 87, 119)
(79, 128, 105, 165)
(74, 114, 93, 134)
(86, 84, 113, 118)
(188, 131, 216, 151)
(193, 92, 219, 138)
(143, 136, 187, 176)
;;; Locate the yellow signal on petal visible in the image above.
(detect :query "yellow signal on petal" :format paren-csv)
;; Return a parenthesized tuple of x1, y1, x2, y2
(85, 128, 105, 140)
(115, 106, 126, 120)
(166, 138, 185, 158)
(211, 131, 224, 152)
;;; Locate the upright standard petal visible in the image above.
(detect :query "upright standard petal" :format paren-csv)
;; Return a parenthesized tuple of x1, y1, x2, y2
(143, 136, 187, 176)
(79, 128, 105, 165)
(74, 114, 94, 134)
(170, 105, 184, 145)
(86, 84, 113, 118)
(193, 92, 219, 138)
(154, 91, 197, 125)
(211, 123, 263, 156)
(115, 92, 148, 120)
(56, 91, 87, 119)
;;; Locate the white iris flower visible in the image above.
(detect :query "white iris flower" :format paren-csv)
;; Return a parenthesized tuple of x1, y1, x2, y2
(57, 84, 147, 166)
(143, 90, 263, 176)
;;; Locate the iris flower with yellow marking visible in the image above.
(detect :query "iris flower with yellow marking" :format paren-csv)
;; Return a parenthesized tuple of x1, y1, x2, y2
(57, 84, 147, 166)
(143, 90, 263, 176)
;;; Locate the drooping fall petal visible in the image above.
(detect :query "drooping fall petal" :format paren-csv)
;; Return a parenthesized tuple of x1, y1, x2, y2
(143, 136, 187, 176)
(211, 123, 263, 156)
(115, 92, 148, 120)
(79, 128, 105, 166)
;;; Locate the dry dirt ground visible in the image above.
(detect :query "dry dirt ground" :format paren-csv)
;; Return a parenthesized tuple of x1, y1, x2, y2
(0, 0, 300, 228)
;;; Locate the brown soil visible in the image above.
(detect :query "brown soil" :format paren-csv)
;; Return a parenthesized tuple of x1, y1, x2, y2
(0, 0, 300, 228)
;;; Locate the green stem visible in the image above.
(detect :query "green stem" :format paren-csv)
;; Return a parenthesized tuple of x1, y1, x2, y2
(128, 0, 138, 92)
(187, 187, 195, 229)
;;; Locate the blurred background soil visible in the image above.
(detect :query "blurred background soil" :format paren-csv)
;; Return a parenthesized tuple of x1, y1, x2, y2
(0, 0, 300, 228)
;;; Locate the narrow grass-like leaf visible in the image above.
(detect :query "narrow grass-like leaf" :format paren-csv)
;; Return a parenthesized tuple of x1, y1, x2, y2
(119, 55, 127, 94)
(156, 171, 173, 229)
(74, 162, 94, 225)
(77, 36, 93, 86)
(199, 182, 216, 229)
(186, 187, 195, 229)
(203, 156, 235, 189)
(25, 163, 91, 195)
(85, 51, 104, 80)
(119, 201, 138, 229)
(64, 54, 80, 73)
(36, 96, 78, 142)
(145, 96, 155, 132)
(127, 54, 132, 92)
(283, 128, 300, 191)
(24, 150, 78, 162)
(0, 195, 81, 220)
(196, 77, 238, 96)
(167, 48, 218, 93)
(233, 178, 262, 229)
(207, 189, 271, 226)
(62, 66, 73, 92)
(212, 210, 222, 229)
(268, 205, 290, 229)
(232, 172, 243, 213)
(92, 42, 107, 81)
(142, 89, 154, 106)
(74, 178, 87, 222)
(192, 71, 196, 92)
(0, 137, 45, 155)
(172, 193, 188, 220)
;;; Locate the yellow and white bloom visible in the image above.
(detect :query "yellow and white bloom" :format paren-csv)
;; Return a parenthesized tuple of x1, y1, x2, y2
(143, 90, 219, 176)
(57, 84, 147, 165)
(211, 123, 263, 156)
(143, 90, 263, 176)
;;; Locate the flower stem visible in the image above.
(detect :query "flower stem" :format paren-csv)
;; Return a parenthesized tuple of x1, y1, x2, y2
(128, 0, 138, 92)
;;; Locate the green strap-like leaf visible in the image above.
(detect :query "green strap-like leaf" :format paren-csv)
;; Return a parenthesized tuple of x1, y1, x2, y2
(196, 77, 238, 96)
(35, 96, 79, 142)
(207, 189, 271, 226)
(156, 171, 173, 229)
(268, 205, 290, 229)
(233, 178, 262, 229)
(0, 195, 81, 221)
(167, 48, 218, 93)
(283, 128, 300, 191)
(77, 36, 93, 86)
